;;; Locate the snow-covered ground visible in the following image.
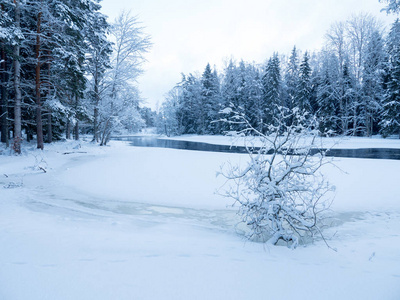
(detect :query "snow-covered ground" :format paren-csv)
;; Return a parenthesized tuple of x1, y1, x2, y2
(1, 137, 400, 300)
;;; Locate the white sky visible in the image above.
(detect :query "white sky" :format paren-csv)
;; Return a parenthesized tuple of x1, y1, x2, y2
(100, 0, 396, 110)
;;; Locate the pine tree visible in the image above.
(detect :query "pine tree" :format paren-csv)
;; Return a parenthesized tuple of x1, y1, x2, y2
(177, 73, 202, 134)
(316, 51, 340, 133)
(361, 30, 385, 136)
(381, 20, 400, 138)
(84, 6, 112, 142)
(201, 63, 221, 134)
(297, 51, 312, 112)
(284, 46, 299, 111)
(222, 60, 241, 108)
(221, 60, 243, 132)
(340, 60, 356, 134)
(242, 63, 263, 132)
(262, 53, 282, 127)
(0, 1, 19, 147)
(380, 0, 400, 14)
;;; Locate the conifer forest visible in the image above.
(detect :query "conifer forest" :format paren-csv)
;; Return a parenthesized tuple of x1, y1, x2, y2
(0, 0, 151, 152)
(158, 12, 400, 139)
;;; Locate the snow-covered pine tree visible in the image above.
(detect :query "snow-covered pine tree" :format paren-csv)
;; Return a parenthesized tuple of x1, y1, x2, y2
(222, 60, 241, 108)
(308, 51, 321, 115)
(283, 46, 300, 112)
(316, 51, 340, 134)
(380, 0, 400, 14)
(0, 1, 19, 147)
(0, 40, 8, 146)
(201, 63, 221, 134)
(297, 51, 312, 113)
(262, 53, 282, 128)
(43, 0, 93, 142)
(340, 59, 357, 135)
(178, 73, 202, 134)
(380, 19, 400, 138)
(360, 29, 385, 136)
(83, 4, 112, 142)
(241, 63, 264, 132)
(221, 60, 243, 132)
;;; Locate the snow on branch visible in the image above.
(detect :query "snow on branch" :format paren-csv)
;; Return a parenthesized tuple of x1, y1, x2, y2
(219, 106, 335, 249)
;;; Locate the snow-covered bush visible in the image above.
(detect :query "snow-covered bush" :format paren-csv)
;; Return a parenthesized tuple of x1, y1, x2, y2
(219, 106, 334, 249)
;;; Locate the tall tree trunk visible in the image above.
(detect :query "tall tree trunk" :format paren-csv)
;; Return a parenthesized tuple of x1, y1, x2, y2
(93, 69, 99, 142)
(46, 50, 52, 143)
(47, 112, 52, 143)
(74, 93, 79, 140)
(352, 96, 357, 136)
(35, 9, 44, 150)
(74, 120, 79, 140)
(1, 43, 9, 147)
(26, 126, 32, 142)
(93, 105, 99, 142)
(13, 0, 22, 154)
(66, 118, 71, 139)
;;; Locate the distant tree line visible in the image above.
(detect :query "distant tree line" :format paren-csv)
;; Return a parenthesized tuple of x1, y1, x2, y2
(0, 0, 151, 153)
(157, 13, 400, 138)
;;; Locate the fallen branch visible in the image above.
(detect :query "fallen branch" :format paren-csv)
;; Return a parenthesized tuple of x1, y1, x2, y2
(62, 151, 88, 155)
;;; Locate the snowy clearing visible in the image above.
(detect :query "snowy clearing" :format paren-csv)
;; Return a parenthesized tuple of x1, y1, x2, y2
(0, 138, 400, 299)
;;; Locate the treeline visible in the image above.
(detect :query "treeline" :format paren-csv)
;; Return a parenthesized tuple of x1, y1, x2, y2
(157, 13, 400, 138)
(0, 0, 150, 153)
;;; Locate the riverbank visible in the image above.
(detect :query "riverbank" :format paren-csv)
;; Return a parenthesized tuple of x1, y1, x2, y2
(0, 138, 399, 299)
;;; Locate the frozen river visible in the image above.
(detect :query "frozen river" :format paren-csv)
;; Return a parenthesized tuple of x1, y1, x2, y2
(113, 136, 400, 160)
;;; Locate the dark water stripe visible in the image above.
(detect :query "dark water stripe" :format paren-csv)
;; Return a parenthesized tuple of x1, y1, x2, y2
(112, 136, 400, 160)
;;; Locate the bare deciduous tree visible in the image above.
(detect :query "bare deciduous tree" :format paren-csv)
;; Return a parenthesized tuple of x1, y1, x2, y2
(98, 11, 151, 146)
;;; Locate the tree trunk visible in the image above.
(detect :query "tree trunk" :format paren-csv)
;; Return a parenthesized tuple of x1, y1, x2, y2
(352, 100, 357, 136)
(93, 106, 99, 142)
(93, 70, 99, 142)
(46, 49, 52, 143)
(74, 93, 79, 140)
(35, 9, 44, 150)
(26, 126, 32, 142)
(74, 120, 79, 140)
(66, 118, 71, 139)
(47, 112, 52, 143)
(1, 43, 9, 147)
(100, 118, 110, 146)
(13, 0, 22, 154)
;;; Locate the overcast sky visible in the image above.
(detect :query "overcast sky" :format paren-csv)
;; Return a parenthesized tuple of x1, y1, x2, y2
(100, 0, 396, 110)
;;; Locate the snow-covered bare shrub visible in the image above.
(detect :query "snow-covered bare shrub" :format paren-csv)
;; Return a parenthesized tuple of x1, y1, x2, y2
(31, 154, 48, 173)
(3, 181, 23, 189)
(219, 106, 334, 249)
